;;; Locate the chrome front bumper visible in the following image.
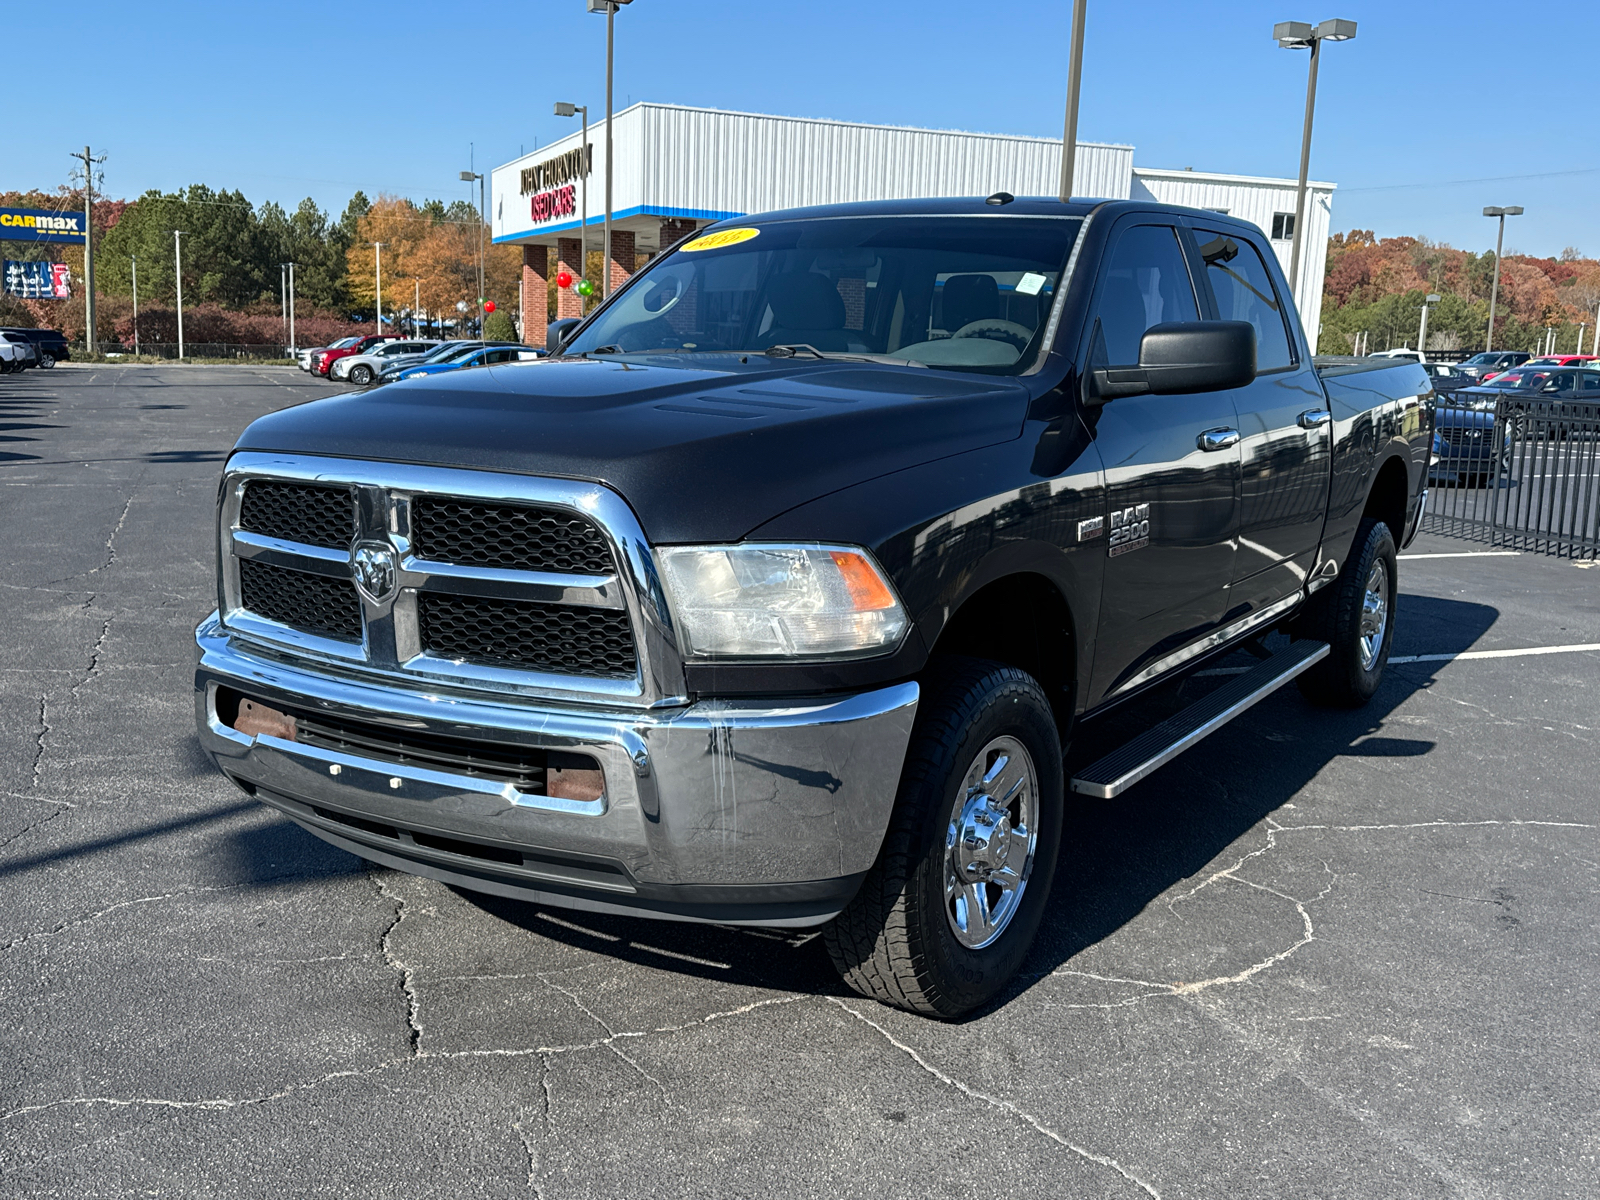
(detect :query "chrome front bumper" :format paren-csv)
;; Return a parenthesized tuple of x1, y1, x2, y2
(194, 614, 918, 926)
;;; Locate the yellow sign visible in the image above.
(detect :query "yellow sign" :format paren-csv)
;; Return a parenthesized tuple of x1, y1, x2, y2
(679, 227, 760, 253)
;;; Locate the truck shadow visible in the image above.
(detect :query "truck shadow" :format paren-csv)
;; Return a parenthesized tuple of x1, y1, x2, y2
(463, 592, 1500, 1018)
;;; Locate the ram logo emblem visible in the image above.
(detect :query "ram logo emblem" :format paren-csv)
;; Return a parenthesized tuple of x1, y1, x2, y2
(1107, 504, 1151, 557)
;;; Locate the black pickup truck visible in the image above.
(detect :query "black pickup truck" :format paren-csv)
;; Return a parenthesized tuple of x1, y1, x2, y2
(194, 197, 1432, 1017)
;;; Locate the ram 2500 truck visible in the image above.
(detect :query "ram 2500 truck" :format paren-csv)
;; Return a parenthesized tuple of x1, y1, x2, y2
(194, 197, 1432, 1018)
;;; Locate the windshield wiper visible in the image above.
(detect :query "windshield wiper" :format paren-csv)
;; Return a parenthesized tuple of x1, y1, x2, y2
(582, 345, 624, 357)
(763, 344, 927, 368)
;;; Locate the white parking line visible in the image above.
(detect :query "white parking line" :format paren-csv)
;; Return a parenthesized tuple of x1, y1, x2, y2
(1389, 643, 1600, 665)
(1399, 551, 1520, 559)
(1195, 641, 1600, 677)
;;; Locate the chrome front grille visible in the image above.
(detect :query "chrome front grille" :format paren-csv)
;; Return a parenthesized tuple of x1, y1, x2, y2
(418, 592, 637, 677)
(239, 481, 355, 549)
(238, 558, 363, 642)
(218, 454, 684, 707)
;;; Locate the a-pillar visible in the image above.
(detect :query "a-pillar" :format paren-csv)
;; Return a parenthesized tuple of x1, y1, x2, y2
(556, 238, 585, 321)
(521, 245, 550, 345)
(659, 218, 699, 254)
(605, 230, 636, 295)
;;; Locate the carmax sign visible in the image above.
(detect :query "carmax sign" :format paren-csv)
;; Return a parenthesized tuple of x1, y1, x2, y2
(0, 208, 87, 245)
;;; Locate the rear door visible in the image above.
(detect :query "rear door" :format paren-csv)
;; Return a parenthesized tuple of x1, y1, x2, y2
(1191, 226, 1331, 618)
(1085, 219, 1242, 703)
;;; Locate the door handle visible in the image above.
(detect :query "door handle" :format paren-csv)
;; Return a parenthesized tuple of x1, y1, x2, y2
(1197, 428, 1240, 452)
(1298, 409, 1332, 429)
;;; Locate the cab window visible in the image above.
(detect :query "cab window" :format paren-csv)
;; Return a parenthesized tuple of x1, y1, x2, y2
(1094, 225, 1200, 367)
(1195, 231, 1296, 372)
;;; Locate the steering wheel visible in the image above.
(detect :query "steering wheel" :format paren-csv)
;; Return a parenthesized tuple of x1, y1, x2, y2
(952, 319, 1033, 351)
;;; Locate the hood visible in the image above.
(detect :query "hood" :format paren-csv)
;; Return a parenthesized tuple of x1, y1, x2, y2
(235, 357, 1031, 542)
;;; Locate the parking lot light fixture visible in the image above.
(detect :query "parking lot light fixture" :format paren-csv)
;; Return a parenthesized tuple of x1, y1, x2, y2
(1418, 292, 1441, 356)
(1276, 17, 1356, 315)
(589, 0, 634, 299)
(555, 102, 591, 304)
(1058, 0, 1088, 202)
(461, 168, 486, 330)
(1482, 206, 1523, 350)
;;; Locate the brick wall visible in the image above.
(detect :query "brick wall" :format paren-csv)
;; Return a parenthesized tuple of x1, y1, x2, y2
(556, 238, 584, 321)
(521, 246, 550, 345)
(658, 218, 699, 253)
(605, 230, 636, 294)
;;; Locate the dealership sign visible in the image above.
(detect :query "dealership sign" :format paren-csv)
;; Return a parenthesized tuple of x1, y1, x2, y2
(520, 144, 591, 196)
(0, 208, 87, 245)
(4, 260, 73, 298)
(529, 185, 577, 224)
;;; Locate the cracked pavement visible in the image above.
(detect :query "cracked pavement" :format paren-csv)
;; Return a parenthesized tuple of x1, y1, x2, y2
(2, 365, 1596, 1198)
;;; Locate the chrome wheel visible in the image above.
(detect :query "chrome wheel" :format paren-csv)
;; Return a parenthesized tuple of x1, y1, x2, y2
(944, 735, 1038, 950)
(1358, 559, 1389, 671)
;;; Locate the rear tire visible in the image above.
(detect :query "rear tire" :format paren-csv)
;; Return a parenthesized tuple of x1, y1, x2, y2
(824, 657, 1063, 1019)
(1295, 517, 1397, 707)
(350, 364, 373, 385)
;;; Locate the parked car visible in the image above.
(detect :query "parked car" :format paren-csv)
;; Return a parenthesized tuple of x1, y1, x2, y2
(1369, 347, 1424, 362)
(301, 337, 358, 372)
(331, 339, 441, 384)
(315, 335, 401, 377)
(1452, 367, 1559, 410)
(394, 344, 542, 380)
(1456, 350, 1530, 380)
(196, 196, 1431, 1017)
(376, 340, 498, 383)
(0, 334, 25, 373)
(1484, 353, 1597, 382)
(1431, 407, 1507, 487)
(1421, 361, 1474, 396)
(0, 330, 39, 369)
(0, 327, 68, 366)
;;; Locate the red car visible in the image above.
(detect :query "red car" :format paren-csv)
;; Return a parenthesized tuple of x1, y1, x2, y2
(1485, 353, 1596, 382)
(313, 334, 403, 377)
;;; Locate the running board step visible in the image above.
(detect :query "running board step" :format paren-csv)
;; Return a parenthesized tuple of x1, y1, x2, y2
(1070, 640, 1330, 799)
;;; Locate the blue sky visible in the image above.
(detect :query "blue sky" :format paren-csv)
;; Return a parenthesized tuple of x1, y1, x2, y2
(21, 0, 1599, 257)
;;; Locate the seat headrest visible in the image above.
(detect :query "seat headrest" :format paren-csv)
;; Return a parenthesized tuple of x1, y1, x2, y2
(941, 274, 1001, 331)
(768, 273, 846, 331)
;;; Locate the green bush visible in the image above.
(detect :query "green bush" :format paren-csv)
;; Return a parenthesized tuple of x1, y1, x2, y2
(483, 310, 518, 342)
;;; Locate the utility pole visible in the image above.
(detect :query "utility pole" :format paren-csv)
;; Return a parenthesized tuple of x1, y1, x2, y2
(131, 257, 139, 356)
(287, 262, 296, 350)
(414, 278, 420, 338)
(1058, 0, 1088, 202)
(1482, 206, 1523, 351)
(1418, 292, 1439, 356)
(371, 242, 385, 332)
(280, 263, 288, 344)
(174, 231, 186, 360)
(70, 145, 107, 353)
(589, 0, 633, 299)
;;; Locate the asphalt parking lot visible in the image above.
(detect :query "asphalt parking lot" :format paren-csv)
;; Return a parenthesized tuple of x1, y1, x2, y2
(2, 364, 1596, 1199)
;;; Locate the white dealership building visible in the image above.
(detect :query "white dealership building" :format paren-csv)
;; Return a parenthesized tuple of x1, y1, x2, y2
(493, 103, 1334, 340)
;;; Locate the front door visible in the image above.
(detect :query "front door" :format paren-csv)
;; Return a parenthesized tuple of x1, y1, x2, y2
(1086, 220, 1242, 705)
(1192, 226, 1331, 618)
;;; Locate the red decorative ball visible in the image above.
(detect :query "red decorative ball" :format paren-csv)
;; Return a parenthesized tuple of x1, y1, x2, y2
(556, 271, 573, 289)
(484, 300, 496, 313)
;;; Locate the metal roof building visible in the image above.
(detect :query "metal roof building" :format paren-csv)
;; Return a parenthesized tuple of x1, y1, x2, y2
(494, 103, 1334, 337)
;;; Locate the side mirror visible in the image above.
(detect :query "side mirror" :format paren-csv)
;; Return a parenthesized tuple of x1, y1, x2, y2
(1090, 321, 1257, 401)
(546, 317, 581, 354)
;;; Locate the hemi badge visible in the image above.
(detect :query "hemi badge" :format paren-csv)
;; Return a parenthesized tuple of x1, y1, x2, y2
(1077, 516, 1105, 542)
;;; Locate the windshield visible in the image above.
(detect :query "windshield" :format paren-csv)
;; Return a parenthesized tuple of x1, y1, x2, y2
(1461, 353, 1498, 366)
(1495, 370, 1552, 389)
(564, 216, 1083, 373)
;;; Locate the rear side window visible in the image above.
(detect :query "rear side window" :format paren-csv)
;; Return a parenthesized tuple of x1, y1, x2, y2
(1095, 225, 1200, 366)
(1196, 231, 1295, 372)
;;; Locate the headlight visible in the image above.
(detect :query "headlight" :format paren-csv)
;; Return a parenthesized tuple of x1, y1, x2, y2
(658, 544, 908, 660)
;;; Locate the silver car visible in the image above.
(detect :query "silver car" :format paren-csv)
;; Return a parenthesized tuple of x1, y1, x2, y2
(331, 339, 441, 385)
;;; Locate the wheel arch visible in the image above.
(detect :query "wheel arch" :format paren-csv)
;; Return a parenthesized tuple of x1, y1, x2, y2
(1363, 452, 1411, 546)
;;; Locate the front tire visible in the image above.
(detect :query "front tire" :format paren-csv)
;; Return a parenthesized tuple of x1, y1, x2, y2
(824, 658, 1063, 1019)
(1295, 517, 1397, 707)
(39, 353, 54, 368)
(350, 364, 373, 385)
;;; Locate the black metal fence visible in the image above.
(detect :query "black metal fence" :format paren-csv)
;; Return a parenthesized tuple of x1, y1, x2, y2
(1422, 396, 1600, 558)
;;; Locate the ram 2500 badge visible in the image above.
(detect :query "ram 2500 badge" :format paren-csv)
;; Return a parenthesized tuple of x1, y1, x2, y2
(195, 197, 1432, 1017)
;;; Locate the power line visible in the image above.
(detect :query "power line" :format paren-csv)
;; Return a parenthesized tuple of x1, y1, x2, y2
(1343, 166, 1600, 195)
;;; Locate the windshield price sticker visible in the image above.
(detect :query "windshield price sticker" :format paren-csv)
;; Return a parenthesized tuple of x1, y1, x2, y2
(680, 228, 761, 253)
(1015, 272, 1047, 296)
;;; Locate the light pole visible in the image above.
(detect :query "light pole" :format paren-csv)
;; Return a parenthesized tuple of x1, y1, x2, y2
(371, 242, 386, 332)
(1058, 0, 1088, 201)
(287, 262, 296, 351)
(1482, 205, 1523, 351)
(589, 0, 634, 299)
(460, 167, 486, 328)
(1275, 18, 1356, 314)
(1417, 292, 1440, 356)
(280, 263, 288, 345)
(174, 230, 186, 361)
(554, 101, 591, 299)
(131, 256, 139, 357)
